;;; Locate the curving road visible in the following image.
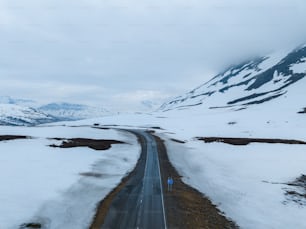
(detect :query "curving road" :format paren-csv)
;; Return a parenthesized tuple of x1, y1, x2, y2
(101, 130, 167, 229)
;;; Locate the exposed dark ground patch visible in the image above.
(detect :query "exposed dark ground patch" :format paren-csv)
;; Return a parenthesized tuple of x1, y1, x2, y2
(154, 135, 238, 229)
(49, 138, 125, 150)
(151, 126, 164, 130)
(20, 223, 42, 228)
(209, 105, 234, 109)
(0, 135, 30, 141)
(170, 138, 186, 144)
(92, 126, 111, 130)
(298, 108, 306, 114)
(284, 174, 306, 206)
(197, 137, 306, 145)
(79, 172, 105, 178)
(263, 175, 306, 206)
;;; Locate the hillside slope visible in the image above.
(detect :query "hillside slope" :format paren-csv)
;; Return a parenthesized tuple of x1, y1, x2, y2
(0, 104, 56, 126)
(160, 45, 306, 112)
(38, 103, 112, 121)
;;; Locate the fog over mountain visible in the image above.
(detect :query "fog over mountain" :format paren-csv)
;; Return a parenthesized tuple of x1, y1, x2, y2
(160, 44, 306, 112)
(0, 0, 305, 111)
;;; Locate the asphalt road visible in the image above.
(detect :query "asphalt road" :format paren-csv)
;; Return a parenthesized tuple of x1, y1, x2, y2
(101, 130, 167, 229)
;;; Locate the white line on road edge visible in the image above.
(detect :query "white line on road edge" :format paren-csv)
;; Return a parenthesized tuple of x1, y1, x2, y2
(153, 134, 168, 229)
(132, 130, 167, 229)
(136, 131, 150, 229)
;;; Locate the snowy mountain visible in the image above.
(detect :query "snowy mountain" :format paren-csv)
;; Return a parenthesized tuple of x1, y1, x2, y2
(0, 96, 36, 107)
(141, 100, 161, 111)
(38, 103, 112, 120)
(0, 98, 111, 125)
(160, 45, 306, 112)
(0, 104, 57, 126)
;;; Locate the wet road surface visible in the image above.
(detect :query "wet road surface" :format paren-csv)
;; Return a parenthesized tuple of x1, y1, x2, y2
(101, 130, 166, 229)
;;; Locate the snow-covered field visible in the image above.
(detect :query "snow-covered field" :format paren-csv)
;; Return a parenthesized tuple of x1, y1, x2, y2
(1, 101, 306, 229)
(1, 46, 305, 228)
(60, 77, 306, 228)
(60, 111, 306, 228)
(0, 126, 140, 229)
(163, 137, 306, 229)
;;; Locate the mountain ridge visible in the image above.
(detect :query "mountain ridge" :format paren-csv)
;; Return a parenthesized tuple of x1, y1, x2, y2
(0, 99, 111, 125)
(0, 104, 57, 126)
(160, 45, 306, 112)
(38, 102, 111, 120)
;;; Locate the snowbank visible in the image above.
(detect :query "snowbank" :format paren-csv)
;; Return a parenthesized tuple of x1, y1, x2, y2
(0, 126, 140, 229)
(163, 136, 306, 229)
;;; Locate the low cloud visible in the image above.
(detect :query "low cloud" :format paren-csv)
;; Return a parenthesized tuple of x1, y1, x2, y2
(112, 90, 172, 111)
(0, 0, 305, 111)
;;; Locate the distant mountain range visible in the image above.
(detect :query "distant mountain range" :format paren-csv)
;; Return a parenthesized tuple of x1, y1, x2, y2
(160, 44, 306, 112)
(38, 103, 111, 121)
(0, 96, 36, 107)
(0, 98, 111, 126)
(1, 44, 305, 126)
(0, 104, 56, 126)
(141, 100, 161, 111)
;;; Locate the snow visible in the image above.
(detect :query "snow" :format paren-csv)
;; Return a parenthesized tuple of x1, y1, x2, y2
(159, 45, 306, 112)
(163, 138, 306, 229)
(154, 76, 306, 228)
(0, 104, 54, 126)
(38, 103, 112, 120)
(0, 104, 42, 118)
(60, 100, 306, 229)
(291, 58, 306, 73)
(2, 94, 306, 229)
(0, 126, 140, 229)
(57, 75, 306, 228)
(1, 46, 305, 228)
(0, 96, 36, 107)
(223, 50, 287, 87)
(0, 99, 112, 123)
(256, 50, 288, 71)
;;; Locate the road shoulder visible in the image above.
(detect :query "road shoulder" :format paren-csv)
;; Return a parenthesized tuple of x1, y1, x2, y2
(89, 131, 147, 229)
(154, 134, 238, 229)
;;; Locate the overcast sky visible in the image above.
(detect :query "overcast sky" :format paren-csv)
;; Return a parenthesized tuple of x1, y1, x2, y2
(0, 0, 306, 111)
